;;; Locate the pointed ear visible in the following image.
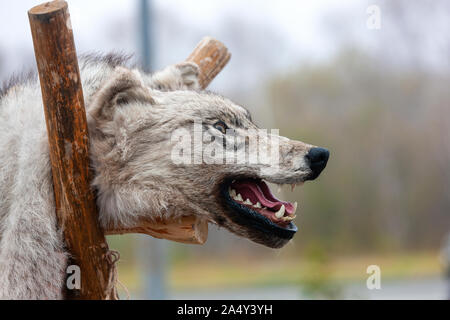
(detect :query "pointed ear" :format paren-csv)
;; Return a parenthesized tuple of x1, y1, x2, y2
(91, 67, 155, 121)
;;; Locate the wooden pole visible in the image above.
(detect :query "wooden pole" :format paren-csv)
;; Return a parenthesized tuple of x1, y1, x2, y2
(29, 1, 114, 300)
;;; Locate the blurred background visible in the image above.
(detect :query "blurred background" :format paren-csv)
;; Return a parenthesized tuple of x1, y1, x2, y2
(1, 0, 449, 299)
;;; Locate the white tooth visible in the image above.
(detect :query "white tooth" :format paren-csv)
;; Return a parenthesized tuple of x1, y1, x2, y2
(230, 188, 237, 198)
(244, 199, 252, 205)
(277, 185, 282, 193)
(235, 193, 243, 201)
(293, 202, 298, 214)
(275, 205, 285, 218)
(254, 202, 262, 208)
(291, 184, 296, 192)
(283, 215, 297, 221)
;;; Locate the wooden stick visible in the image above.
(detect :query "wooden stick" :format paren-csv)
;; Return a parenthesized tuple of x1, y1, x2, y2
(30, 0, 229, 298)
(29, 1, 115, 300)
(187, 36, 232, 89)
(105, 37, 231, 243)
(105, 216, 208, 245)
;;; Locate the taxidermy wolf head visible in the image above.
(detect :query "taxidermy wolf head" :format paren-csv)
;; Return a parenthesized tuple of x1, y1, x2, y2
(88, 57, 330, 249)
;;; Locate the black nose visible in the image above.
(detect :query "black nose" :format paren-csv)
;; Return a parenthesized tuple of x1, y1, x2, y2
(305, 147, 330, 180)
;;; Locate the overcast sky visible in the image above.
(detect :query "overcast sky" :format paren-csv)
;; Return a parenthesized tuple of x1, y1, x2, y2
(0, 1, 366, 84)
(0, 1, 447, 92)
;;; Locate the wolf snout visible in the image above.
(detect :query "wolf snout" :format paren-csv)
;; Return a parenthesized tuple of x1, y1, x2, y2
(305, 147, 330, 180)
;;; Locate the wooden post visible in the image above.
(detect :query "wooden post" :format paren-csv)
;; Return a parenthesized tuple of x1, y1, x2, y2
(29, 1, 114, 300)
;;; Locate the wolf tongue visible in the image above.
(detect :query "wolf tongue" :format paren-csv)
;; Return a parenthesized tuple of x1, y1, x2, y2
(232, 180, 294, 214)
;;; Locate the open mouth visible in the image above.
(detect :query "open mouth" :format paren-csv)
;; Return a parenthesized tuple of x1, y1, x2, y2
(221, 178, 299, 240)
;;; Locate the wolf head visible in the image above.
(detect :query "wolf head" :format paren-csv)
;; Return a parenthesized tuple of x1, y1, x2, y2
(89, 67, 329, 249)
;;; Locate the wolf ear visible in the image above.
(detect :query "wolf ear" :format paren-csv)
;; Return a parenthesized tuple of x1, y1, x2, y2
(91, 67, 155, 121)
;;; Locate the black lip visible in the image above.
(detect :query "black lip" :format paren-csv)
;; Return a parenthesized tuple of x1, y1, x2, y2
(220, 181, 298, 240)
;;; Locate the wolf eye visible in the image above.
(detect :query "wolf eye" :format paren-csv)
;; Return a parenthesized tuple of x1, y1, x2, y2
(213, 121, 228, 134)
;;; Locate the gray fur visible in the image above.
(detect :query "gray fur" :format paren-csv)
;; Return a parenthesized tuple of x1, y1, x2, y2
(0, 53, 316, 299)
